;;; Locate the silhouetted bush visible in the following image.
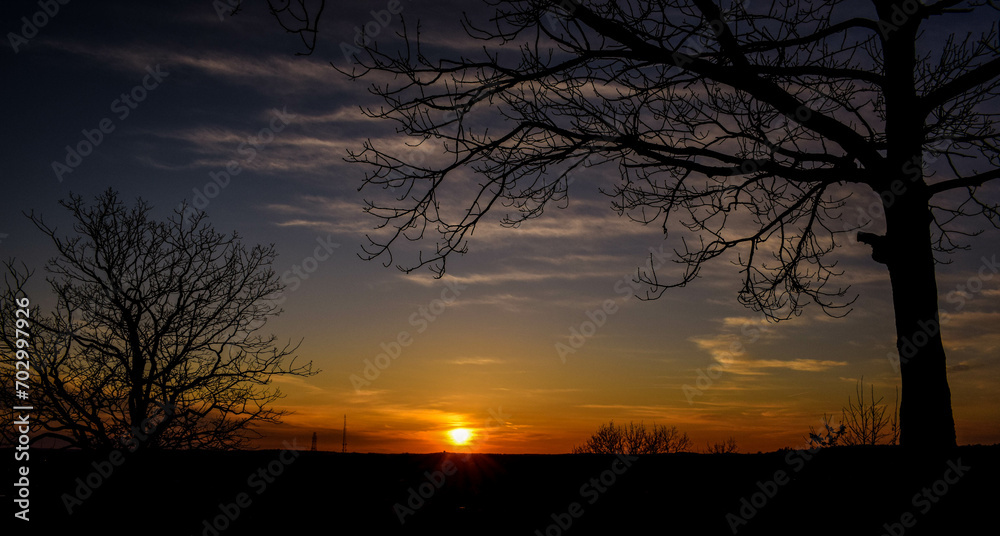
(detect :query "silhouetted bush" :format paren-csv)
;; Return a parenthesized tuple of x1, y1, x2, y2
(706, 437, 739, 454)
(573, 421, 692, 454)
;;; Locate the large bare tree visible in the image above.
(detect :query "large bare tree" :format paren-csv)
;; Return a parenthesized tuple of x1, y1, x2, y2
(0, 189, 315, 450)
(265, 0, 998, 449)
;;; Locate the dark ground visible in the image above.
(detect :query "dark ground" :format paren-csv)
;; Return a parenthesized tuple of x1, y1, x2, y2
(3, 445, 997, 535)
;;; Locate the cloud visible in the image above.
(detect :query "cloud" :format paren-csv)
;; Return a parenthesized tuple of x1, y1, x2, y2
(292, 107, 384, 125)
(947, 361, 981, 373)
(273, 218, 370, 235)
(691, 335, 847, 375)
(449, 293, 536, 312)
(739, 358, 848, 372)
(401, 267, 625, 287)
(148, 128, 348, 174)
(267, 375, 326, 394)
(448, 357, 505, 366)
(46, 40, 350, 95)
(941, 311, 1000, 354)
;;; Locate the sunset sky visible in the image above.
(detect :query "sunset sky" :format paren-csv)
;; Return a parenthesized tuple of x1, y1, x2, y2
(2, 0, 998, 454)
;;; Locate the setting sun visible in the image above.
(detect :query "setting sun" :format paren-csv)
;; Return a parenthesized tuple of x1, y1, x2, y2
(448, 428, 473, 446)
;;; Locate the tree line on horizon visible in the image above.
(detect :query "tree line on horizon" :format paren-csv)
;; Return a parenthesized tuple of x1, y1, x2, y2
(575, 379, 900, 454)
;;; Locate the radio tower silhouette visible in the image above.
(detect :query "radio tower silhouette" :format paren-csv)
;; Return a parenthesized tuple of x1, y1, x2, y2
(310, 432, 317, 452)
(342, 414, 347, 453)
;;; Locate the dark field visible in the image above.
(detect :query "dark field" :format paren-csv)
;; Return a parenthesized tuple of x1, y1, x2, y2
(5, 445, 997, 535)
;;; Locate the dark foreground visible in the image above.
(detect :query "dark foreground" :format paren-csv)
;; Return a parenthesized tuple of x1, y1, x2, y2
(3, 445, 996, 535)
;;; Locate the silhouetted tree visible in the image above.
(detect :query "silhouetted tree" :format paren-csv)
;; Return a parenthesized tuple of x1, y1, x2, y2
(809, 379, 898, 447)
(257, 0, 1000, 449)
(0, 190, 315, 450)
(839, 378, 899, 446)
(706, 436, 740, 454)
(574, 420, 692, 453)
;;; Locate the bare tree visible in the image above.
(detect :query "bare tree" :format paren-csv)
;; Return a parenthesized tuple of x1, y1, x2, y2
(256, 0, 1000, 449)
(573, 421, 623, 454)
(0, 189, 316, 450)
(706, 436, 740, 454)
(574, 420, 692, 454)
(808, 380, 899, 447)
(838, 378, 899, 446)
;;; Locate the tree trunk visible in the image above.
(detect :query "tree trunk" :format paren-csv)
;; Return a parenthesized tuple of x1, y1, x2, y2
(870, 15, 957, 450)
(862, 191, 957, 450)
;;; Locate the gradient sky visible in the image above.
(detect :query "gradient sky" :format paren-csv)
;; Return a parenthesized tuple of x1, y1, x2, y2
(1, 0, 998, 454)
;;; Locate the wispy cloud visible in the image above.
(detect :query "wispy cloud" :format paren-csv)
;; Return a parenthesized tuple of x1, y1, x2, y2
(448, 357, 505, 366)
(691, 335, 847, 375)
(46, 40, 349, 94)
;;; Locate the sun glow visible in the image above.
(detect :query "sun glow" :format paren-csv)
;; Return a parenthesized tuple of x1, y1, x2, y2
(448, 428, 473, 446)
